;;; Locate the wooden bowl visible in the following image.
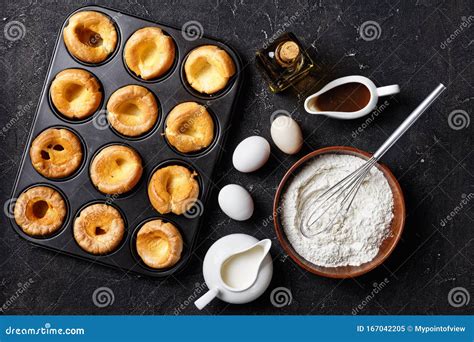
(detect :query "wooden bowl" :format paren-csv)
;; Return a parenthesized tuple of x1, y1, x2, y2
(273, 146, 405, 278)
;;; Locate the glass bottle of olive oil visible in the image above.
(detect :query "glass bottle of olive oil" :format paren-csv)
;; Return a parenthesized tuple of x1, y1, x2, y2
(256, 32, 315, 93)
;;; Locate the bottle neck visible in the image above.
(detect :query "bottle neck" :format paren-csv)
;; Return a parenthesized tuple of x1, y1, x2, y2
(275, 40, 301, 68)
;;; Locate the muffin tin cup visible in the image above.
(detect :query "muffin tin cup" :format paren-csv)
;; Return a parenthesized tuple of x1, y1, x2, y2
(147, 158, 205, 208)
(30, 125, 88, 182)
(180, 45, 238, 100)
(72, 199, 129, 257)
(48, 68, 106, 124)
(162, 104, 221, 158)
(63, 11, 122, 67)
(122, 29, 179, 84)
(88, 142, 146, 199)
(106, 85, 163, 141)
(13, 183, 71, 241)
(9, 5, 242, 278)
(130, 216, 188, 274)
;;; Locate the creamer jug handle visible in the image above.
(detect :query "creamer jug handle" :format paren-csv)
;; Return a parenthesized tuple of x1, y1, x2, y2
(195, 288, 219, 310)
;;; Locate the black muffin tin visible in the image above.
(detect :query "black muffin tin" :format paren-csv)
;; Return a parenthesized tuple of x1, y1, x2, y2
(9, 5, 242, 277)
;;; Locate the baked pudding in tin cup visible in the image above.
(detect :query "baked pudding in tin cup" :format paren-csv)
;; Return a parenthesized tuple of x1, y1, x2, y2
(30, 127, 83, 179)
(184, 45, 236, 95)
(124, 27, 176, 80)
(106, 85, 159, 137)
(14, 185, 67, 237)
(164, 102, 215, 153)
(74, 203, 125, 255)
(63, 11, 118, 64)
(135, 219, 183, 269)
(90, 144, 143, 195)
(50, 69, 102, 120)
(148, 164, 199, 215)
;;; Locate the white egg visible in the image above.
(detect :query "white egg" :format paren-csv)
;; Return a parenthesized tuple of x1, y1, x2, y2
(232, 136, 270, 173)
(270, 115, 303, 154)
(218, 184, 254, 221)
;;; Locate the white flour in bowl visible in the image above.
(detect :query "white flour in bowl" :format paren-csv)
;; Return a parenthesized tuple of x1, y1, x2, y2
(281, 153, 394, 267)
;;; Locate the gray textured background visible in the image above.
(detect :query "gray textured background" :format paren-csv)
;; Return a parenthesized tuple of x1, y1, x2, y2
(0, 0, 472, 315)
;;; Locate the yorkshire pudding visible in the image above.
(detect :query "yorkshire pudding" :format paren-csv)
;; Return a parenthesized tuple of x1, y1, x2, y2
(63, 11, 118, 64)
(90, 145, 143, 195)
(136, 219, 183, 269)
(74, 203, 125, 255)
(106, 85, 158, 137)
(165, 102, 214, 153)
(50, 69, 102, 120)
(124, 27, 175, 80)
(14, 186, 66, 237)
(30, 128, 83, 179)
(148, 165, 199, 215)
(184, 45, 236, 94)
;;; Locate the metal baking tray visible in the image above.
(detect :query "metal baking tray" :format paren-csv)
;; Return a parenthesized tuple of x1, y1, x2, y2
(8, 5, 242, 277)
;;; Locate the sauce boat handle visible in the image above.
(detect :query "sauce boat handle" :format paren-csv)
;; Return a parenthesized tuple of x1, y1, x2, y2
(376, 84, 400, 97)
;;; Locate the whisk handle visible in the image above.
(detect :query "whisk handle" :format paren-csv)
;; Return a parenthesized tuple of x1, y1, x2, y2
(373, 83, 446, 161)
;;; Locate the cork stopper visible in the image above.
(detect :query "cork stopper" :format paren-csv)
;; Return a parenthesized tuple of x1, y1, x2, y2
(277, 41, 300, 64)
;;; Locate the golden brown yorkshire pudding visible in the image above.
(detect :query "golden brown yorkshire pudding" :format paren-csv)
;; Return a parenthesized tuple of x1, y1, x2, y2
(148, 165, 199, 215)
(106, 85, 158, 137)
(30, 128, 83, 179)
(74, 203, 125, 255)
(14, 186, 66, 237)
(165, 102, 214, 153)
(90, 145, 143, 195)
(184, 45, 236, 94)
(124, 27, 175, 80)
(136, 219, 183, 269)
(63, 11, 118, 64)
(50, 69, 102, 120)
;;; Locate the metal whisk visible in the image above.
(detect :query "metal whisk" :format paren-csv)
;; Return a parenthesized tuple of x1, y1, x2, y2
(300, 83, 446, 238)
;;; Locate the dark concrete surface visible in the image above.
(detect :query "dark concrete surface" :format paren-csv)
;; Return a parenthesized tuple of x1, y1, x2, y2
(0, 0, 472, 315)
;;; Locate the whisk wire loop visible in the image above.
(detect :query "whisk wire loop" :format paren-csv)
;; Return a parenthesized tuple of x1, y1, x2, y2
(301, 157, 376, 237)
